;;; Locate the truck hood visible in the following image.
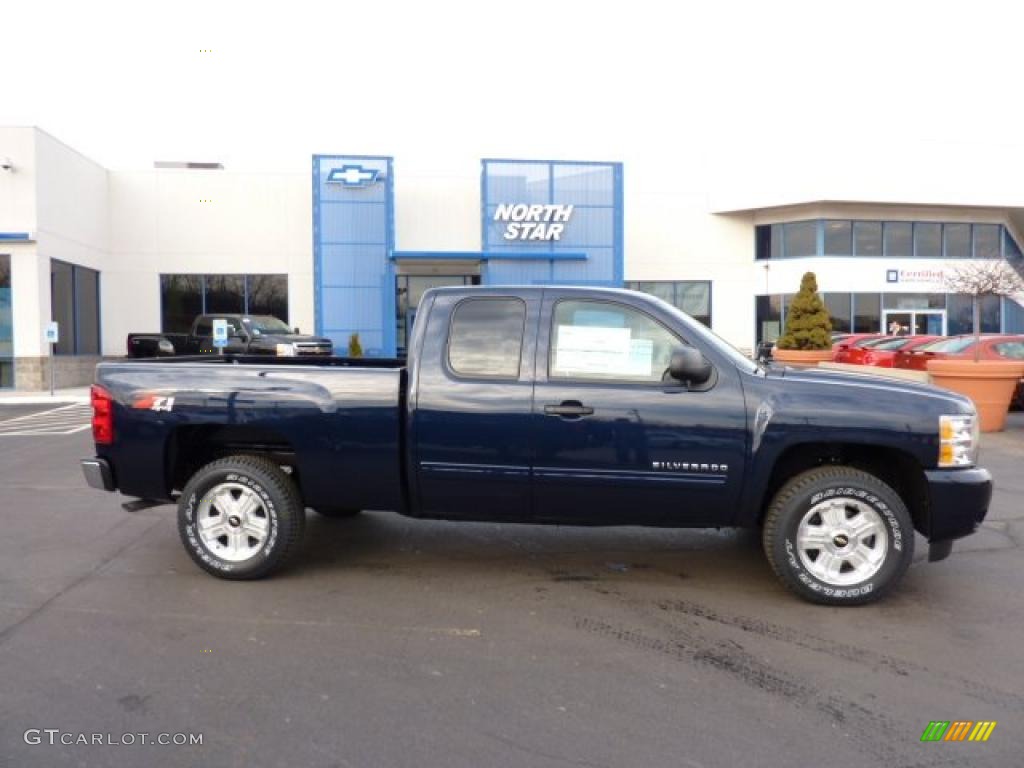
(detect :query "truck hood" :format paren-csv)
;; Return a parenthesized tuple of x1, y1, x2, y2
(766, 364, 974, 412)
(253, 334, 332, 345)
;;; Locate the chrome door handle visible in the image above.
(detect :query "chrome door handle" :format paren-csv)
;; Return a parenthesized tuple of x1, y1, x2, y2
(544, 401, 594, 418)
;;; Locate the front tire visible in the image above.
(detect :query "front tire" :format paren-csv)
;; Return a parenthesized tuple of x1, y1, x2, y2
(178, 456, 305, 580)
(762, 466, 914, 605)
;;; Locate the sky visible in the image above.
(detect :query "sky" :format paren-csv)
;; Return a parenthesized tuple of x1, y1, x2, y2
(2, 0, 1024, 188)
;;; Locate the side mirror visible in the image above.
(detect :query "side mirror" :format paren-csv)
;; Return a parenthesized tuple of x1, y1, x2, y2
(293, 327, 300, 334)
(669, 346, 712, 384)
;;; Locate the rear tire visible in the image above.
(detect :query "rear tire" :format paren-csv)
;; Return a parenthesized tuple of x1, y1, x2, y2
(178, 456, 305, 580)
(762, 466, 914, 605)
(313, 507, 362, 519)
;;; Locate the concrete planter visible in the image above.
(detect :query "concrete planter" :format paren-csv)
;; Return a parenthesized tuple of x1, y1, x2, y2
(926, 359, 1024, 432)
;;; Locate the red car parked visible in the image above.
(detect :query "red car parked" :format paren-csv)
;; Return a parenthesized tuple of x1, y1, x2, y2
(831, 333, 887, 363)
(894, 334, 1024, 371)
(859, 335, 942, 367)
(896, 334, 1024, 409)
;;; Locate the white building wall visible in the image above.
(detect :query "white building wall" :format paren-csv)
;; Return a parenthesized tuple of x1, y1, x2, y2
(106, 169, 314, 354)
(0, 127, 41, 363)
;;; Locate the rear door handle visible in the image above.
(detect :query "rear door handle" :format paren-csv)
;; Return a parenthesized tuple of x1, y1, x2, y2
(544, 401, 594, 418)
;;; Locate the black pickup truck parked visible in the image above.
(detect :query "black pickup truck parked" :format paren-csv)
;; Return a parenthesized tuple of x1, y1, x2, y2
(127, 314, 333, 357)
(82, 286, 992, 605)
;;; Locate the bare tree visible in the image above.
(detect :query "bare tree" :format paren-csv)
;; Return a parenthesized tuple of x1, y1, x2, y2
(944, 262, 1024, 361)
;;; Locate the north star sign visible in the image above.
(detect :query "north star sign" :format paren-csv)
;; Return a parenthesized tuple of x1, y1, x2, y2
(494, 203, 574, 241)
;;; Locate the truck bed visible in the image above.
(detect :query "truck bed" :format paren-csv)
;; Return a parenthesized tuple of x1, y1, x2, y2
(94, 357, 407, 513)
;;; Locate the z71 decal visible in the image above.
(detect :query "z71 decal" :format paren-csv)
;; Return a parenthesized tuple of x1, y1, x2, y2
(132, 394, 176, 412)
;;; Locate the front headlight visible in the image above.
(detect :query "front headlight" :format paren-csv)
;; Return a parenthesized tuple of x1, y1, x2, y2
(275, 343, 297, 357)
(938, 414, 978, 467)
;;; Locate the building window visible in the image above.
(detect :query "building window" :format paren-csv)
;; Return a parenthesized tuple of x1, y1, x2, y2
(884, 222, 913, 257)
(883, 293, 946, 310)
(755, 295, 783, 343)
(853, 222, 882, 257)
(447, 298, 525, 380)
(627, 281, 712, 327)
(204, 275, 246, 315)
(160, 274, 290, 333)
(1005, 229, 1023, 260)
(913, 223, 942, 258)
(823, 293, 852, 333)
(160, 275, 204, 333)
(943, 223, 971, 258)
(784, 221, 817, 258)
(50, 259, 100, 355)
(823, 221, 852, 255)
(0, 255, 11, 388)
(756, 219, 1019, 260)
(852, 293, 881, 333)
(247, 275, 289, 320)
(973, 224, 1000, 259)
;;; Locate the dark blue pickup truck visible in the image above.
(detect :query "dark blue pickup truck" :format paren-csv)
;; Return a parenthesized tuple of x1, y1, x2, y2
(81, 286, 992, 604)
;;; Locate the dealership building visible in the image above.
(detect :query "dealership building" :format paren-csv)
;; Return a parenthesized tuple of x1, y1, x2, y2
(1, 125, 1023, 389)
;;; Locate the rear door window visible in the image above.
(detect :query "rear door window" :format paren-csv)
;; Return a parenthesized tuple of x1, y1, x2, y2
(447, 298, 526, 380)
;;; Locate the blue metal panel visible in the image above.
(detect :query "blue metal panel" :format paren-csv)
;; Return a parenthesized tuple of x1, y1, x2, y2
(392, 250, 587, 262)
(313, 155, 395, 357)
(481, 158, 623, 289)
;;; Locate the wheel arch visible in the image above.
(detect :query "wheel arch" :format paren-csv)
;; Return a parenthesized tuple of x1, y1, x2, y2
(751, 442, 929, 536)
(167, 425, 300, 501)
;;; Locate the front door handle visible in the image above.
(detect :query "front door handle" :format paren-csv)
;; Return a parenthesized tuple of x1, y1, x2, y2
(544, 401, 595, 418)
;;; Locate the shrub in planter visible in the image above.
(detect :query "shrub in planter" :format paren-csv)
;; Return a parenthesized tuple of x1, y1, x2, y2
(347, 333, 363, 358)
(773, 272, 833, 366)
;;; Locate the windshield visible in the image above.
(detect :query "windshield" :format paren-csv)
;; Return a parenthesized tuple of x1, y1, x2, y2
(922, 336, 976, 354)
(243, 316, 292, 335)
(647, 294, 759, 373)
(867, 337, 910, 351)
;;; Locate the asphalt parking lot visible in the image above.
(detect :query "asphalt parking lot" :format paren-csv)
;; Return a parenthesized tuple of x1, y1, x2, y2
(0, 404, 1022, 768)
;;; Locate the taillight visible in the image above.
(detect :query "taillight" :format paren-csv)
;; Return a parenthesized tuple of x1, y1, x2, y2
(91, 384, 114, 444)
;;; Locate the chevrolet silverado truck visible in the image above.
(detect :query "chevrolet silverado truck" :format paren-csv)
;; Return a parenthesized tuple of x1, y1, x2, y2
(81, 286, 992, 605)
(126, 314, 333, 357)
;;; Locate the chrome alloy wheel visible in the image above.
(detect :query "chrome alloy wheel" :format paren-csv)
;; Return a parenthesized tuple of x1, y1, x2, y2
(796, 498, 888, 586)
(196, 482, 270, 562)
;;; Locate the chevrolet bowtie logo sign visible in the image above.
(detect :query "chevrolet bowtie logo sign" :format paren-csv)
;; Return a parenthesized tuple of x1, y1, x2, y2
(326, 165, 380, 188)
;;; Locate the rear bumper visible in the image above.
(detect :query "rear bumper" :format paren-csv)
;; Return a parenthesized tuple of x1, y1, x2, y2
(81, 457, 115, 492)
(923, 467, 992, 560)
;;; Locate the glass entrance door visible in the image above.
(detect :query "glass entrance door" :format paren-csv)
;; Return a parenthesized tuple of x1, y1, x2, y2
(883, 310, 945, 336)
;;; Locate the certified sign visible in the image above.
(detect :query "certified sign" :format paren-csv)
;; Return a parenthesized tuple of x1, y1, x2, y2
(212, 318, 229, 348)
(44, 321, 59, 344)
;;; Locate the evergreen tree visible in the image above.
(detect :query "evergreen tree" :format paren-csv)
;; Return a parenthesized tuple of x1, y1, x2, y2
(776, 272, 832, 350)
(347, 333, 363, 358)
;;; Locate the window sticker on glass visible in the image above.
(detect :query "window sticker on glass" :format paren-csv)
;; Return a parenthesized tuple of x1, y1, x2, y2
(553, 326, 653, 377)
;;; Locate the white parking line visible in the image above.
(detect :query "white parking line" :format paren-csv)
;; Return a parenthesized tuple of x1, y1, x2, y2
(0, 404, 92, 436)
